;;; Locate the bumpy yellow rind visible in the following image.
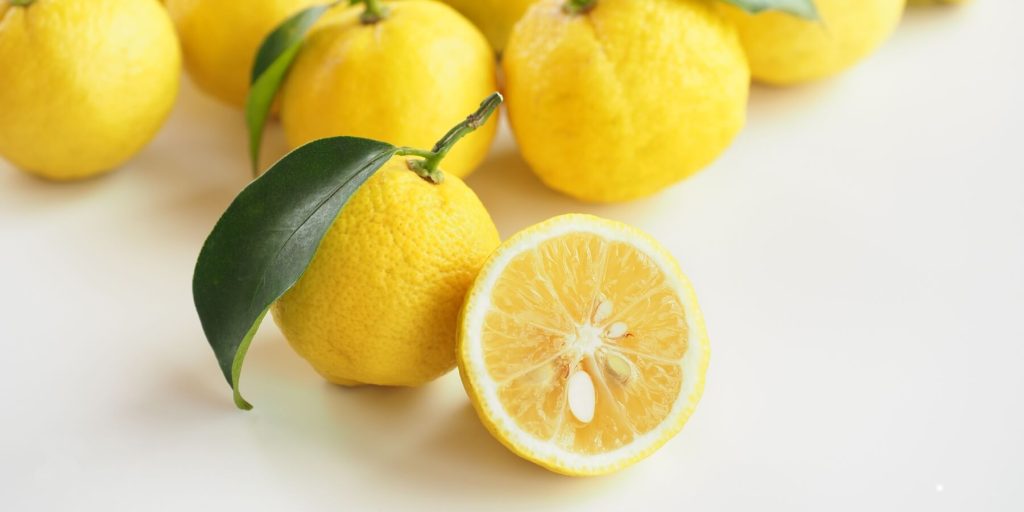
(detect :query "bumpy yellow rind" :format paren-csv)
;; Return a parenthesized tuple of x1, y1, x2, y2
(0, 0, 180, 180)
(720, 0, 906, 85)
(280, 1, 498, 178)
(166, 0, 320, 107)
(272, 158, 500, 387)
(503, 0, 748, 202)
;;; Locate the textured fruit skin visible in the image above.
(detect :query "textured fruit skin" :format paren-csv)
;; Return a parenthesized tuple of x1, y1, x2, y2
(271, 159, 500, 387)
(457, 214, 710, 476)
(720, 0, 906, 85)
(503, 0, 748, 203)
(166, 0, 319, 107)
(281, 1, 498, 178)
(0, 0, 180, 180)
(439, 0, 536, 53)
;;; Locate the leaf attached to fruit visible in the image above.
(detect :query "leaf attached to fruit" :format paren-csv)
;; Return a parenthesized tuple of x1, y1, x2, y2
(245, 2, 341, 173)
(193, 137, 397, 409)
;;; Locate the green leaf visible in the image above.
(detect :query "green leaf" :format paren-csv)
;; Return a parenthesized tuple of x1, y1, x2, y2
(245, 2, 339, 174)
(193, 137, 398, 409)
(720, 0, 819, 19)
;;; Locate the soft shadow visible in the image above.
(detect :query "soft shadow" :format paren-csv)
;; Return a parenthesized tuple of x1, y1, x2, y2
(117, 327, 317, 432)
(237, 329, 616, 500)
(387, 403, 614, 503)
(315, 383, 614, 503)
(122, 145, 243, 250)
(126, 323, 628, 502)
(0, 163, 121, 218)
(136, 362, 234, 420)
(900, 2, 976, 28)
(745, 80, 844, 123)
(115, 351, 245, 437)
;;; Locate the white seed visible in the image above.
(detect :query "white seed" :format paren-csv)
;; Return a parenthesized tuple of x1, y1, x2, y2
(605, 353, 632, 383)
(567, 370, 596, 424)
(606, 321, 628, 339)
(593, 298, 613, 323)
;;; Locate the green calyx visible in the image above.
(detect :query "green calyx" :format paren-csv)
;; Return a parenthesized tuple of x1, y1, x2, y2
(10, 0, 36, 6)
(354, 0, 390, 24)
(563, 0, 597, 14)
(396, 92, 503, 184)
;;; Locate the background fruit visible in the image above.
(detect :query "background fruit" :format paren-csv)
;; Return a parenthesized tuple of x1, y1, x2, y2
(503, 0, 748, 202)
(167, 0, 320, 107)
(271, 158, 500, 387)
(440, 0, 536, 54)
(0, 0, 180, 180)
(281, 1, 497, 178)
(458, 214, 709, 475)
(720, 0, 906, 85)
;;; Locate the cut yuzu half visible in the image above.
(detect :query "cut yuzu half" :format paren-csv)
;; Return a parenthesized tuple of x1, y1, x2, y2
(457, 214, 709, 475)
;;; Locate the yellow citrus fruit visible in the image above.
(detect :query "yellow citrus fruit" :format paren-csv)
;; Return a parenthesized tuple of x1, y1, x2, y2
(503, 0, 748, 202)
(0, 0, 180, 180)
(720, 0, 906, 85)
(439, 0, 536, 53)
(271, 158, 500, 387)
(166, 0, 320, 107)
(458, 214, 709, 475)
(281, 1, 498, 178)
(907, 0, 967, 5)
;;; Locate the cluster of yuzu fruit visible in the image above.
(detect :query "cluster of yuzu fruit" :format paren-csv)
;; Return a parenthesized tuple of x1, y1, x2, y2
(1, 0, 967, 476)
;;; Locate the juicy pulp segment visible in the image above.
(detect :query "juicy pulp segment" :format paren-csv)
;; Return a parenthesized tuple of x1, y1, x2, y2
(481, 232, 689, 455)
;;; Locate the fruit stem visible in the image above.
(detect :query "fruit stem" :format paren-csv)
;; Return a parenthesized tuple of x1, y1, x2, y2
(10, 0, 35, 6)
(355, 0, 389, 24)
(563, 0, 597, 14)
(397, 92, 503, 184)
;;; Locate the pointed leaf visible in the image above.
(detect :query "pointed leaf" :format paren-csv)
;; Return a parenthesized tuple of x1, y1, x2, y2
(193, 137, 398, 409)
(720, 0, 819, 19)
(245, 2, 339, 173)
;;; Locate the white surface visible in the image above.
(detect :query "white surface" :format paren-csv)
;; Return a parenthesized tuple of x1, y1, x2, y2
(2, 4, 1023, 510)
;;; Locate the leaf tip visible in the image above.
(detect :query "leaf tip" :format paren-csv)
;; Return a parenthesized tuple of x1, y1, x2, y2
(233, 388, 254, 411)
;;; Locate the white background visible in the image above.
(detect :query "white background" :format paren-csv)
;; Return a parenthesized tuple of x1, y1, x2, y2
(2, 3, 1022, 510)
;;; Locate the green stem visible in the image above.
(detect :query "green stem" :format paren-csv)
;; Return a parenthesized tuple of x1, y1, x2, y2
(355, 0, 389, 24)
(396, 92, 503, 184)
(10, 0, 36, 6)
(563, 0, 597, 14)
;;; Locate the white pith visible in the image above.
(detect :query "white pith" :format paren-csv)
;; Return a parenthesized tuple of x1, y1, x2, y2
(461, 215, 708, 473)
